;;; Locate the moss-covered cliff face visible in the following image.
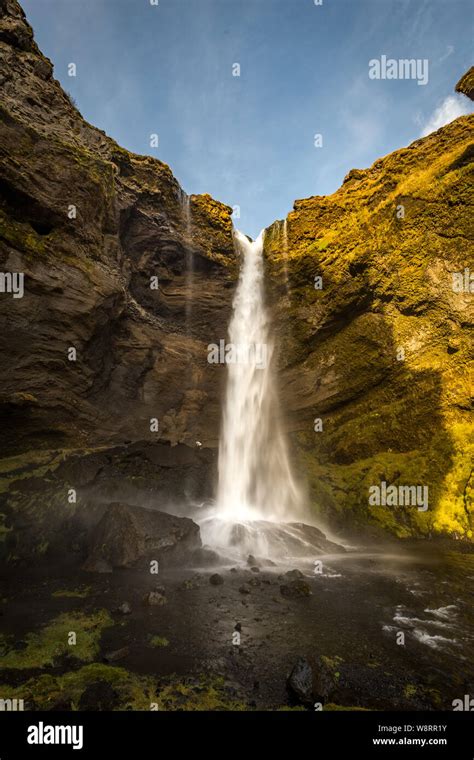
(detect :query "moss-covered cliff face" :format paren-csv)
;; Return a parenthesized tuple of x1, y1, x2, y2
(0, 0, 236, 558)
(264, 113, 473, 540)
(0, 0, 472, 556)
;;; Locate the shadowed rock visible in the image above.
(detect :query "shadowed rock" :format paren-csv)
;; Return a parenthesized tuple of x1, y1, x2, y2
(287, 657, 313, 704)
(83, 502, 201, 571)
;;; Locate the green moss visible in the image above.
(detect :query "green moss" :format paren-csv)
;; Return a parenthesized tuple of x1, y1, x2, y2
(0, 668, 252, 712)
(0, 610, 113, 670)
(0, 209, 48, 256)
(52, 587, 91, 599)
(0, 663, 158, 711)
(149, 635, 169, 648)
(324, 703, 370, 711)
(155, 675, 249, 711)
(321, 655, 343, 672)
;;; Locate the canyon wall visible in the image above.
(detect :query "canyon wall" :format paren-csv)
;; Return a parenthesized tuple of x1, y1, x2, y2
(0, 0, 472, 558)
(0, 0, 236, 558)
(265, 98, 473, 539)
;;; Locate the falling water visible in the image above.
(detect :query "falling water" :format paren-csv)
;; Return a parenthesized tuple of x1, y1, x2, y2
(200, 229, 305, 557)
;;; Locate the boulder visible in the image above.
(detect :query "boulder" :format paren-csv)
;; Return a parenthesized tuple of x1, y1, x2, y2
(144, 591, 167, 607)
(83, 502, 201, 571)
(287, 657, 313, 705)
(280, 579, 312, 598)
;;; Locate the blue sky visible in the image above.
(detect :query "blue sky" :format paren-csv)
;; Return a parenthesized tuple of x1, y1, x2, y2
(23, 0, 472, 238)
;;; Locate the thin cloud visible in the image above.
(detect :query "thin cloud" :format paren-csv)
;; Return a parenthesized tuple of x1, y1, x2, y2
(420, 95, 471, 136)
(438, 45, 455, 63)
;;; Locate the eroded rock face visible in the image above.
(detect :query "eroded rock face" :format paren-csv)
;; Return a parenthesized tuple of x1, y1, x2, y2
(264, 102, 474, 539)
(455, 66, 474, 101)
(0, 0, 235, 459)
(0, 0, 236, 556)
(0, 0, 472, 556)
(83, 502, 201, 571)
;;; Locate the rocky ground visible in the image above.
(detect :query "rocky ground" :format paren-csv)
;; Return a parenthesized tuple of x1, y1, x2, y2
(1, 505, 473, 711)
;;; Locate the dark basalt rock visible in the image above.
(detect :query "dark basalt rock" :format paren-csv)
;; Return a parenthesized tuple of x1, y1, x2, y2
(280, 579, 312, 598)
(287, 656, 313, 704)
(191, 547, 222, 566)
(83, 502, 201, 571)
(284, 568, 304, 580)
(78, 681, 121, 711)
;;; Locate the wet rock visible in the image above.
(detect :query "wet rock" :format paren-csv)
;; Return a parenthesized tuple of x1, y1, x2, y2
(284, 568, 304, 580)
(287, 657, 313, 704)
(239, 584, 251, 595)
(248, 577, 261, 587)
(83, 503, 201, 571)
(209, 573, 224, 586)
(313, 656, 341, 700)
(78, 681, 121, 711)
(250, 566, 260, 573)
(144, 591, 167, 606)
(84, 558, 112, 574)
(234, 622, 242, 632)
(103, 646, 130, 663)
(192, 547, 222, 566)
(182, 573, 204, 590)
(247, 554, 276, 568)
(117, 601, 131, 615)
(280, 579, 312, 598)
(49, 696, 74, 711)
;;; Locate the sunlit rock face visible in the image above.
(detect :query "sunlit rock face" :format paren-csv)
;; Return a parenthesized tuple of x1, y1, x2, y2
(263, 102, 473, 540)
(455, 66, 474, 101)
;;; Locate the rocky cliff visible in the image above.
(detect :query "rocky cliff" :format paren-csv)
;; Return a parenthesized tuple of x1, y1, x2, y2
(264, 109, 473, 539)
(0, 0, 238, 557)
(0, 0, 472, 558)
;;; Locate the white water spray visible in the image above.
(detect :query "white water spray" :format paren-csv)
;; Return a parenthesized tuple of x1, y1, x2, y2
(200, 229, 305, 557)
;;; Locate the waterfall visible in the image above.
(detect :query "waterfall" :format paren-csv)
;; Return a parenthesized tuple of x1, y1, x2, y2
(215, 229, 303, 526)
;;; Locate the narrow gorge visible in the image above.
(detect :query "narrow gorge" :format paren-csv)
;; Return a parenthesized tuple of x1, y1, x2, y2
(0, 0, 473, 713)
